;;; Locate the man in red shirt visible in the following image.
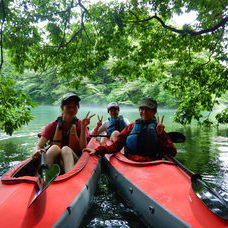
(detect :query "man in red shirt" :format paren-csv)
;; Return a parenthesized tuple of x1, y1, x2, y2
(84, 98, 176, 161)
(33, 92, 95, 173)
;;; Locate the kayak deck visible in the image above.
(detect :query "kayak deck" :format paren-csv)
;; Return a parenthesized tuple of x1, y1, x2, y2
(0, 138, 101, 228)
(104, 153, 228, 228)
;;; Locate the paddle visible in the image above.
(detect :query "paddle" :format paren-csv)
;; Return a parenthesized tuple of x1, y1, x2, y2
(90, 132, 186, 143)
(89, 134, 109, 137)
(166, 132, 185, 143)
(28, 152, 60, 207)
(166, 154, 228, 220)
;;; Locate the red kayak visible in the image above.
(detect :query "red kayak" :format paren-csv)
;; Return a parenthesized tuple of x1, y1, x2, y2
(0, 138, 100, 228)
(104, 152, 228, 228)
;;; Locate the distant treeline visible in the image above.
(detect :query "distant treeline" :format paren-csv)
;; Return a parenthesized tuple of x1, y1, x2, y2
(16, 66, 180, 108)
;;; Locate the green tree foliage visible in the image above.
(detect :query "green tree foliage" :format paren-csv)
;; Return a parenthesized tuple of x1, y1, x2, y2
(18, 65, 179, 107)
(16, 68, 69, 104)
(0, 57, 36, 135)
(0, 74, 36, 135)
(0, 0, 227, 129)
(216, 108, 228, 124)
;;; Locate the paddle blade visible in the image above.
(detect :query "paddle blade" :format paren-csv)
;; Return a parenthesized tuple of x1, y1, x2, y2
(28, 164, 60, 207)
(192, 178, 228, 220)
(168, 132, 186, 143)
(42, 164, 60, 189)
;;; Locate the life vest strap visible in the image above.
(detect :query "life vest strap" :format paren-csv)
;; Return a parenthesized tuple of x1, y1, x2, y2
(51, 139, 62, 143)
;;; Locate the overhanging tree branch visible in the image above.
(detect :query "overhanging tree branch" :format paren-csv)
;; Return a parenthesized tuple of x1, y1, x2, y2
(132, 15, 228, 36)
(45, 0, 90, 49)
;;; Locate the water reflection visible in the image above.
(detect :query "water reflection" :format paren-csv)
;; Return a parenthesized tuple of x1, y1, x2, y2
(178, 128, 217, 169)
(81, 174, 146, 228)
(0, 140, 28, 175)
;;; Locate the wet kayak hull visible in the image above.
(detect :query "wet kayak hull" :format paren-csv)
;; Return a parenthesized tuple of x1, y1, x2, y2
(104, 156, 190, 228)
(104, 153, 228, 228)
(54, 159, 100, 228)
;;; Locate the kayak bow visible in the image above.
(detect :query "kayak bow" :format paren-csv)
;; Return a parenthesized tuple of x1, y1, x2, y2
(104, 152, 228, 228)
(0, 138, 101, 228)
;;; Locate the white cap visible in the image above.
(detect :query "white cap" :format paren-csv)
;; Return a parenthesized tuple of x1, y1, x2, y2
(107, 102, 119, 110)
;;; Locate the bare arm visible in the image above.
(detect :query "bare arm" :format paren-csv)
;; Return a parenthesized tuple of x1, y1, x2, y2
(79, 125, 88, 150)
(84, 123, 134, 155)
(92, 123, 107, 135)
(156, 116, 177, 156)
(33, 136, 48, 158)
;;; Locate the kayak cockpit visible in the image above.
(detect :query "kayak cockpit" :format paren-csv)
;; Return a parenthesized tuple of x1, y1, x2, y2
(1, 152, 92, 184)
(13, 158, 40, 178)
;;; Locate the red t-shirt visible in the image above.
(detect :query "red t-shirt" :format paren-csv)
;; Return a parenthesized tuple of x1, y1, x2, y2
(96, 122, 177, 157)
(40, 119, 89, 141)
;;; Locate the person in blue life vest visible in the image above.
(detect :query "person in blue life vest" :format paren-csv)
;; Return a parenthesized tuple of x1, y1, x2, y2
(33, 92, 95, 173)
(84, 98, 176, 162)
(92, 102, 130, 142)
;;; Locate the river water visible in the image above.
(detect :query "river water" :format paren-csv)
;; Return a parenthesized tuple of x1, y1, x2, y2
(0, 105, 228, 227)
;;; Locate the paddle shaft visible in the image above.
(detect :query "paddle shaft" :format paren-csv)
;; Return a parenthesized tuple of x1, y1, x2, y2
(166, 155, 228, 220)
(29, 152, 60, 207)
(39, 152, 48, 184)
(90, 132, 186, 143)
(90, 134, 109, 137)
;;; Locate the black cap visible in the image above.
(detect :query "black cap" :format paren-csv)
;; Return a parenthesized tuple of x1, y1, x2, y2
(61, 92, 81, 106)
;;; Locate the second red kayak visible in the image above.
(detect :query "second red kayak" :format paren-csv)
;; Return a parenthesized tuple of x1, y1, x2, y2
(104, 152, 228, 228)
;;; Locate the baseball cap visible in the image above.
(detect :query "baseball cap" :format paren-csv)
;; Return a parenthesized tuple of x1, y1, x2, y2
(138, 98, 157, 110)
(107, 102, 119, 111)
(61, 92, 81, 106)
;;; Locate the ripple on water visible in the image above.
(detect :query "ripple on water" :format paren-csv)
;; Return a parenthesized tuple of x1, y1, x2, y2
(0, 132, 37, 141)
(81, 174, 146, 228)
(213, 136, 228, 143)
(87, 218, 130, 228)
(218, 147, 228, 152)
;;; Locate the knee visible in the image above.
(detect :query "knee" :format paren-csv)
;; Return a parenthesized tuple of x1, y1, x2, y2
(51, 145, 61, 150)
(61, 146, 73, 157)
(110, 131, 120, 142)
(47, 145, 61, 155)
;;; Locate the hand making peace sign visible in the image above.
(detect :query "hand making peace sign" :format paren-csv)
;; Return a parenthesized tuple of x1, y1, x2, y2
(156, 115, 165, 135)
(96, 115, 103, 128)
(81, 112, 96, 128)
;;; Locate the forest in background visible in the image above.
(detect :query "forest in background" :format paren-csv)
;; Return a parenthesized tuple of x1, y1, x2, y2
(0, 0, 227, 134)
(15, 65, 179, 107)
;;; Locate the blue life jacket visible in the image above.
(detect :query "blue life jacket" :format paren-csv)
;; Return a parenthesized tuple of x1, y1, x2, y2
(125, 119, 160, 158)
(106, 115, 128, 136)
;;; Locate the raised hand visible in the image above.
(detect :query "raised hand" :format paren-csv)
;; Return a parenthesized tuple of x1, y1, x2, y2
(82, 148, 96, 155)
(81, 112, 96, 128)
(32, 148, 46, 159)
(96, 115, 103, 128)
(156, 115, 165, 135)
